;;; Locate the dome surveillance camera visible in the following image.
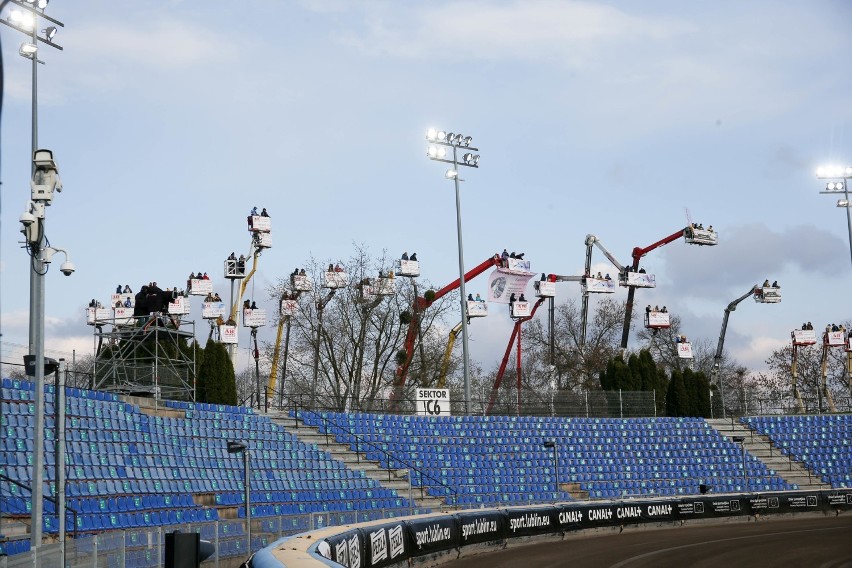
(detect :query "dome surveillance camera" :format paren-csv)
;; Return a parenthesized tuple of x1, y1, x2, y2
(20, 210, 36, 226)
(59, 261, 75, 276)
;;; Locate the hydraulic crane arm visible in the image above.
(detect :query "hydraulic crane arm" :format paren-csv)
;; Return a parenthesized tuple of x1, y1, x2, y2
(231, 244, 262, 320)
(486, 297, 546, 415)
(713, 285, 758, 370)
(437, 322, 464, 388)
(585, 234, 625, 273)
(620, 227, 689, 351)
(390, 255, 501, 407)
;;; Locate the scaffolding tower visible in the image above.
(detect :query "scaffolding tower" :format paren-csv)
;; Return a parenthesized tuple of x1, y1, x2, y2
(91, 314, 197, 401)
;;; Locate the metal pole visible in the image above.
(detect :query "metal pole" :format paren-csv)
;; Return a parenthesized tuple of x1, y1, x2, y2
(844, 185, 852, 267)
(553, 444, 559, 495)
(228, 279, 237, 367)
(244, 451, 251, 554)
(56, 360, 66, 563)
(311, 303, 323, 409)
(32, 246, 46, 550)
(741, 442, 747, 491)
(452, 146, 472, 415)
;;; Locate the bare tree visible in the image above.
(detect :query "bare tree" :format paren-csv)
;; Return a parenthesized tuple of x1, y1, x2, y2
(265, 245, 459, 411)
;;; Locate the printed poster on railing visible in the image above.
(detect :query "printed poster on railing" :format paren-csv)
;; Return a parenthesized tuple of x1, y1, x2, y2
(487, 268, 535, 304)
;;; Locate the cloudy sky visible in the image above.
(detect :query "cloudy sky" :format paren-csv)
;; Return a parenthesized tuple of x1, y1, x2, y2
(1, 0, 850, 376)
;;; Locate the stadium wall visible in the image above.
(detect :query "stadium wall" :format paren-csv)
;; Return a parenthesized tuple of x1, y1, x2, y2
(251, 489, 851, 568)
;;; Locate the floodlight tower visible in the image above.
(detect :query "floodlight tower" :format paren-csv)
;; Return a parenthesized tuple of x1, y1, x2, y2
(425, 128, 481, 415)
(815, 165, 852, 267)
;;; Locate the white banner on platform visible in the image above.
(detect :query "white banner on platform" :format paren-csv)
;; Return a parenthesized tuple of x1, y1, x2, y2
(220, 325, 238, 344)
(202, 302, 227, 319)
(243, 308, 267, 328)
(487, 268, 535, 304)
(189, 279, 213, 296)
(826, 331, 845, 347)
(647, 312, 670, 328)
(624, 273, 656, 288)
(792, 329, 817, 345)
(280, 299, 298, 317)
(677, 342, 694, 359)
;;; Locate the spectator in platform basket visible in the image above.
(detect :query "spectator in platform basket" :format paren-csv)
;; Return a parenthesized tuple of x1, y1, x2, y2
(123, 284, 132, 293)
(216, 315, 225, 327)
(124, 297, 132, 308)
(541, 273, 546, 281)
(501, 249, 509, 266)
(89, 299, 97, 308)
(410, 252, 417, 262)
(763, 279, 770, 287)
(260, 208, 269, 217)
(639, 267, 646, 274)
(379, 270, 385, 278)
(250, 301, 258, 310)
(605, 273, 611, 280)
(807, 322, 813, 330)
(133, 287, 147, 316)
(243, 300, 251, 310)
(213, 293, 221, 302)
(115, 284, 122, 294)
(654, 305, 660, 312)
(509, 293, 517, 304)
(831, 324, 839, 332)
(475, 293, 483, 302)
(596, 272, 603, 279)
(237, 255, 245, 270)
(335, 264, 343, 272)
(468, 293, 474, 301)
(202, 272, 209, 280)
(646, 305, 651, 314)
(115, 300, 122, 308)
(328, 263, 334, 272)
(205, 293, 214, 302)
(772, 280, 778, 288)
(662, 306, 667, 313)
(401, 252, 409, 261)
(299, 268, 306, 276)
(226, 317, 236, 326)
(228, 252, 236, 261)
(251, 206, 258, 216)
(388, 270, 395, 279)
(519, 294, 526, 302)
(708, 225, 714, 233)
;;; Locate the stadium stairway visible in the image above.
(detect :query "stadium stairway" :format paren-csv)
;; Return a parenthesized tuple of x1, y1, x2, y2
(266, 410, 447, 512)
(706, 418, 830, 490)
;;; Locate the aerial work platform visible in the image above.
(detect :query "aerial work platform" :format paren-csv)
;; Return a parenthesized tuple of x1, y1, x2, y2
(754, 286, 781, 303)
(684, 227, 718, 246)
(644, 311, 671, 329)
(583, 277, 616, 293)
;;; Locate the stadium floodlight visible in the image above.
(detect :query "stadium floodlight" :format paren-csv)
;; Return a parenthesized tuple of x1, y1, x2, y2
(9, 9, 35, 30)
(227, 441, 251, 551)
(37, 0, 50, 9)
(44, 25, 57, 40)
(19, 42, 37, 57)
(816, 162, 852, 267)
(838, 199, 850, 208)
(420, 128, 483, 415)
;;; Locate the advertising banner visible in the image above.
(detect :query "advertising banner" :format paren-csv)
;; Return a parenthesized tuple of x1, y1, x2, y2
(488, 268, 535, 304)
(219, 325, 238, 344)
(324, 271, 348, 289)
(405, 516, 458, 555)
(511, 301, 531, 318)
(364, 521, 409, 567)
(677, 342, 693, 359)
(826, 331, 845, 347)
(399, 260, 420, 277)
(534, 280, 556, 298)
(415, 389, 451, 416)
(374, 278, 396, 296)
(584, 278, 616, 293)
(507, 258, 531, 272)
(292, 275, 312, 292)
(646, 312, 670, 328)
(280, 299, 298, 317)
(792, 329, 817, 345)
(202, 302, 227, 319)
(110, 293, 134, 307)
(326, 529, 363, 568)
(250, 216, 271, 232)
(455, 510, 506, 545)
(503, 507, 559, 537)
(189, 279, 213, 296)
(113, 307, 133, 325)
(467, 301, 488, 318)
(243, 308, 267, 328)
(623, 273, 656, 288)
(685, 228, 718, 245)
(169, 296, 191, 315)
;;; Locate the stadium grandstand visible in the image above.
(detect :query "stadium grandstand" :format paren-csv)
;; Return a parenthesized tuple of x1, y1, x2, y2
(1, 377, 848, 566)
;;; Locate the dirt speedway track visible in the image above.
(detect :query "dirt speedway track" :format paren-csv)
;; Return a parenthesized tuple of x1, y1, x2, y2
(446, 514, 852, 568)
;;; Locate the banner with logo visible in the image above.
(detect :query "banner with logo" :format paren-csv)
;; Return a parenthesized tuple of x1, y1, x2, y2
(406, 516, 458, 555)
(455, 510, 506, 545)
(364, 521, 409, 567)
(487, 268, 535, 304)
(503, 507, 559, 537)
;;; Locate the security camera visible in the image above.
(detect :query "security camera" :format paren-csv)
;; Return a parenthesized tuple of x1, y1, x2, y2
(20, 210, 35, 226)
(59, 261, 75, 276)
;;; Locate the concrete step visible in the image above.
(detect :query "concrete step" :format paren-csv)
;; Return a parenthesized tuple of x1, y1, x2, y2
(267, 414, 448, 512)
